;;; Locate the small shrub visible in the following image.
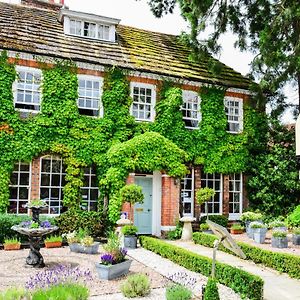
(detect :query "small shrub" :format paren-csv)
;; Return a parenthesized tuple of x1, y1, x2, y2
(31, 283, 89, 300)
(121, 273, 150, 298)
(249, 222, 267, 229)
(200, 223, 209, 231)
(293, 228, 300, 235)
(230, 223, 244, 230)
(121, 225, 138, 236)
(272, 231, 287, 238)
(269, 220, 286, 228)
(200, 215, 228, 228)
(287, 206, 300, 227)
(3, 237, 20, 246)
(81, 236, 94, 246)
(166, 221, 182, 240)
(120, 184, 144, 204)
(195, 188, 215, 205)
(203, 277, 220, 300)
(240, 212, 263, 222)
(44, 235, 62, 243)
(166, 284, 192, 300)
(0, 288, 29, 300)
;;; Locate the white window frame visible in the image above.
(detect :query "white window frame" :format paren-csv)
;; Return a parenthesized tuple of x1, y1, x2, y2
(130, 82, 156, 122)
(228, 173, 243, 220)
(224, 96, 243, 133)
(13, 66, 42, 113)
(66, 17, 115, 42)
(77, 75, 103, 117)
(181, 90, 201, 129)
(8, 162, 31, 215)
(180, 168, 194, 217)
(81, 166, 99, 211)
(200, 173, 223, 215)
(39, 155, 66, 215)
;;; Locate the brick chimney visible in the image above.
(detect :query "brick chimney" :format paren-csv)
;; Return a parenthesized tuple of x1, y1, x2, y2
(21, 0, 64, 11)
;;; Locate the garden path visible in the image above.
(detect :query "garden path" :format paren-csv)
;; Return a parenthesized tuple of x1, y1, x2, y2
(170, 240, 300, 300)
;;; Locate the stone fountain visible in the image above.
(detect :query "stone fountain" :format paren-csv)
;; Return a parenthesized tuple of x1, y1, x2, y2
(12, 202, 58, 268)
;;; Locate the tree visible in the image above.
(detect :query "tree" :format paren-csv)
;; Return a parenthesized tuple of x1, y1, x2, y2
(143, 0, 300, 110)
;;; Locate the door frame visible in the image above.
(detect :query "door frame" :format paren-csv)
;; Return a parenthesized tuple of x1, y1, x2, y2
(134, 171, 162, 236)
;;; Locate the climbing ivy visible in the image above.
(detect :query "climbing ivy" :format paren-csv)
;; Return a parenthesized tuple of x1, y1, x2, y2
(0, 50, 265, 223)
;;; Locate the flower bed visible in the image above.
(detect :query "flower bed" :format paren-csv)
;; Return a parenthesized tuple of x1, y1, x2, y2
(140, 236, 263, 300)
(193, 232, 300, 279)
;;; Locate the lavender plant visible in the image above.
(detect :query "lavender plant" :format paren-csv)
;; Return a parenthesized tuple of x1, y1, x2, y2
(40, 220, 52, 228)
(25, 264, 92, 290)
(167, 272, 197, 290)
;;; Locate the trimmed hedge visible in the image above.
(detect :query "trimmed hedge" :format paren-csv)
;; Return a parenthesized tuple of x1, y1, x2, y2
(193, 232, 300, 279)
(140, 236, 263, 300)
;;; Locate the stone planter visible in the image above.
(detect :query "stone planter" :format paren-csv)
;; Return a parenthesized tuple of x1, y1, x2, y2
(253, 228, 267, 244)
(124, 236, 137, 249)
(246, 220, 263, 239)
(95, 259, 132, 280)
(272, 237, 288, 248)
(45, 241, 62, 248)
(4, 243, 21, 251)
(292, 234, 300, 246)
(69, 242, 100, 254)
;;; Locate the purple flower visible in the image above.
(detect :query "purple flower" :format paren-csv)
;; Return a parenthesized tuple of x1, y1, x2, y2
(101, 253, 114, 265)
(120, 248, 127, 257)
(40, 220, 51, 228)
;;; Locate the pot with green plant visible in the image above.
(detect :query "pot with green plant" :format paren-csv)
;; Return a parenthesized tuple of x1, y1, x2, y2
(230, 223, 244, 234)
(269, 220, 287, 232)
(44, 235, 62, 248)
(95, 232, 132, 280)
(272, 230, 288, 248)
(196, 187, 215, 221)
(240, 212, 263, 238)
(250, 222, 267, 243)
(121, 225, 138, 249)
(200, 223, 213, 234)
(292, 228, 300, 245)
(3, 237, 21, 251)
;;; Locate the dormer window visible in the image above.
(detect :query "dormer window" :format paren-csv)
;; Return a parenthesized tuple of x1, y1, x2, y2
(59, 9, 120, 43)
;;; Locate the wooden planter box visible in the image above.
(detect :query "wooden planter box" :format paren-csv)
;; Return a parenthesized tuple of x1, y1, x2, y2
(45, 241, 62, 248)
(4, 243, 21, 251)
(230, 229, 244, 235)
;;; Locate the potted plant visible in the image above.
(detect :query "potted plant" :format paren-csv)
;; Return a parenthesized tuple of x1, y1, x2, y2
(240, 212, 263, 238)
(121, 225, 138, 249)
(272, 230, 288, 248)
(63, 231, 80, 252)
(95, 232, 131, 280)
(196, 187, 216, 220)
(230, 223, 245, 234)
(44, 235, 62, 248)
(3, 237, 21, 251)
(269, 220, 287, 232)
(250, 222, 267, 243)
(292, 228, 300, 245)
(200, 223, 213, 234)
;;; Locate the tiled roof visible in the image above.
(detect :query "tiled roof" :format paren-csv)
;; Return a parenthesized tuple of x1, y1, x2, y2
(0, 2, 252, 89)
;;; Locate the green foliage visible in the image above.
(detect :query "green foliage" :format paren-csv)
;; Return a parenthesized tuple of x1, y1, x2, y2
(0, 213, 30, 243)
(193, 232, 300, 279)
(30, 222, 39, 229)
(200, 215, 228, 228)
(240, 212, 263, 223)
(121, 225, 138, 236)
(196, 187, 215, 205)
(3, 237, 20, 245)
(166, 220, 183, 240)
(120, 184, 144, 204)
(44, 235, 62, 243)
(200, 223, 209, 231)
(140, 236, 263, 300)
(27, 200, 46, 208)
(293, 228, 300, 235)
(230, 223, 244, 230)
(268, 220, 286, 229)
(121, 273, 151, 298)
(0, 288, 29, 300)
(272, 231, 287, 238)
(55, 209, 103, 237)
(287, 206, 300, 228)
(203, 278, 220, 300)
(166, 284, 192, 300)
(249, 222, 267, 229)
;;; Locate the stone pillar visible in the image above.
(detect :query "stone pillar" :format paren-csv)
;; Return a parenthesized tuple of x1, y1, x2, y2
(121, 173, 135, 221)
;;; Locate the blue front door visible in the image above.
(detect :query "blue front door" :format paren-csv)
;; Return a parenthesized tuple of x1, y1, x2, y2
(134, 177, 153, 234)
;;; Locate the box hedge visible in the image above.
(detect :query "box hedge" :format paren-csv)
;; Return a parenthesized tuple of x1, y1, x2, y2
(193, 232, 300, 279)
(140, 236, 263, 300)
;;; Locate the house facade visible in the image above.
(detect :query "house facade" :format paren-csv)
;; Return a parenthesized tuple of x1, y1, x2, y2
(0, 0, 257, 235)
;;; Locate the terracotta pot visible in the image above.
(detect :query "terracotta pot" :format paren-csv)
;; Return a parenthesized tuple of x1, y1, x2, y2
(4, 243, 21, 251)
(230, 229, 244, 234)
(45, 241, 62, 248)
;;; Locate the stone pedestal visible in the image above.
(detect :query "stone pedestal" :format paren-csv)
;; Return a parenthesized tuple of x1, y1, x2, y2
(116, 218, 132, 248)
(180, 216, 196, 241)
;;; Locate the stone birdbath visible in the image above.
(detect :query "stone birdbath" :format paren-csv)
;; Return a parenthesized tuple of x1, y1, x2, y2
(180, 216, 196, 241)
(12, 202, 58, 268)
(116, 218, 132, 248)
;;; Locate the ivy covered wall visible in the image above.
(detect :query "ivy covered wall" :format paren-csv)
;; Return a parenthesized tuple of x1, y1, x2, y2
(0, 51, 266, 222)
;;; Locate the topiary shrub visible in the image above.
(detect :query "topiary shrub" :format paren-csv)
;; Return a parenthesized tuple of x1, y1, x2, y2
(203, 277, 220, 300)
(119, 184, 144, 205)
(200, 214, 228, 228)
(121, 273, 150, 298)
(166, 284, 192, 300)
(55, 209, 103, 238)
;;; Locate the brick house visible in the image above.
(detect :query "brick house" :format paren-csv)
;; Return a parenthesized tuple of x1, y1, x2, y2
(0, 0, 255, 235)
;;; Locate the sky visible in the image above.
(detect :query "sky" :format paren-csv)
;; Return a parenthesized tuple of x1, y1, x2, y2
(2, 0, 297, 122)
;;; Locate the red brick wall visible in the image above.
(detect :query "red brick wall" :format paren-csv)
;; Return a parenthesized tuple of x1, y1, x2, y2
(223, 175, 230, 216)
(161, 175, 180, 226)
(194, 166, 201, 219)
(30, 157, 40, 201)
(121, 173, 135, 221)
